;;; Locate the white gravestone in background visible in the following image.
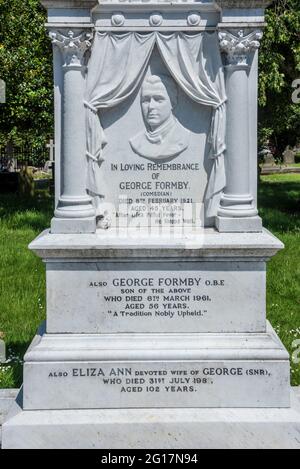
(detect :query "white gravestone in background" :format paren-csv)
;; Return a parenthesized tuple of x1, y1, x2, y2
(283, 147, 295, 165)
(2, 0, 300, 449)
(0, 338, 5, 364)
(0, 79, 5, 104)
(45, 139, 55, 170)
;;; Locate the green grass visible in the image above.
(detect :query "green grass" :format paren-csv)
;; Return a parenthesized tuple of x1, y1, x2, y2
(258, 173, 300, 386)
(0, 174, 299, 388)
(0, 193, 53, 388)
(261, 163, 300, 168)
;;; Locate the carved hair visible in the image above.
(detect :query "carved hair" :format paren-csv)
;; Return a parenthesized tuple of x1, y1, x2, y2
(141, 74, 178, 108)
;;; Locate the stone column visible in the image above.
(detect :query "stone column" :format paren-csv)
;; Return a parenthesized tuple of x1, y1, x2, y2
(49, 29, 96, 234)
(216, 29, 263, 232)
(52, 44, 63, 209)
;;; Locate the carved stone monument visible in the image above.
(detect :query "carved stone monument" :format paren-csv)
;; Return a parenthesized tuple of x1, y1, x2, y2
(3, 0, 300, 449)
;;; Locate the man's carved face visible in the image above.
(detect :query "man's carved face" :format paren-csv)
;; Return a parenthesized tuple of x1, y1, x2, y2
(141, 79, 173, 130)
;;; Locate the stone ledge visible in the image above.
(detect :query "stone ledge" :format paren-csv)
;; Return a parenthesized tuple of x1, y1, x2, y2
(29, 228, 284, 260)
(1, 388, 300, 448)
(2, 389, 300, 449)
(25, 321, 288, 363)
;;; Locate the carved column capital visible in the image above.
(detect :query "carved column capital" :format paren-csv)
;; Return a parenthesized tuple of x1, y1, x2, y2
(219, 29, 263, 66)
(49, 29, 93, 68)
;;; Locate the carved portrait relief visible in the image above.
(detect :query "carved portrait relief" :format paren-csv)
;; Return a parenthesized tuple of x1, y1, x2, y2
(129, 74, 190, 160)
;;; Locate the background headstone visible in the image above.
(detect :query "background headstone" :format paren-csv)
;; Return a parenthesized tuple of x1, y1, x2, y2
(0, 333, 5, 363)
(264, 153, 276, 165)
(283, 146, 295, 165)
(260, 147, 275, 166)
(7, 158, 17, 172)
(19, 166, 35, 197)
(0, 79, 5, 104)
(5, 142, 17, 173)
(44, 139, 55, 171)
(45, 139, 55, 194)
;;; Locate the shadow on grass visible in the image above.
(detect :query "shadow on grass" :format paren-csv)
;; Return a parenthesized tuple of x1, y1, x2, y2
(0, 192, 54, 232)
(258, 178, 300, 232)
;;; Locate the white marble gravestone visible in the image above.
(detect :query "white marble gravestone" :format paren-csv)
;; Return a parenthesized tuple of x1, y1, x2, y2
(0, 79, 5, 104)
(3, 0, 300, 449)
(0, 339, 5, 364)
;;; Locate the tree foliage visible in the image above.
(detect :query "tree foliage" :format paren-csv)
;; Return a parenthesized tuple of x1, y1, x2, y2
(0, 0, 53, 150)
(259, 0, 300, 155)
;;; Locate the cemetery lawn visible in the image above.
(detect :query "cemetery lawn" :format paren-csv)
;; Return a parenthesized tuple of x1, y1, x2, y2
(0, 193, 53, 388)
(0, 173, 299, 389)
(259, 173, 300, 386)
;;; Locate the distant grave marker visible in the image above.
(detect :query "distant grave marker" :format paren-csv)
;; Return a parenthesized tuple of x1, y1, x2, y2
(0, 79, 6, 104)
(44, 139, 55, 171)
(283, 147, 295, 165)
(46, 139, 55, 164)
(45, 139, 55, 194)
(0, 334, 5, 363)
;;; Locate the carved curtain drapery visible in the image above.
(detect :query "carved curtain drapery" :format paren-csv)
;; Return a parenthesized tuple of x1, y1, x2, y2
(85, 31, 227, 213)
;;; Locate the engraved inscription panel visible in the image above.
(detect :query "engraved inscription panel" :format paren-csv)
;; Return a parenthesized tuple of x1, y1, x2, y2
(47, 261, 266, 333)
(23, 360, 290, 410)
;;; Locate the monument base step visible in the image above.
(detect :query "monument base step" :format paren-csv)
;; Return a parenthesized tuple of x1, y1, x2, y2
(22, 322, 290, 409)
(2, 390, 300, 449)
